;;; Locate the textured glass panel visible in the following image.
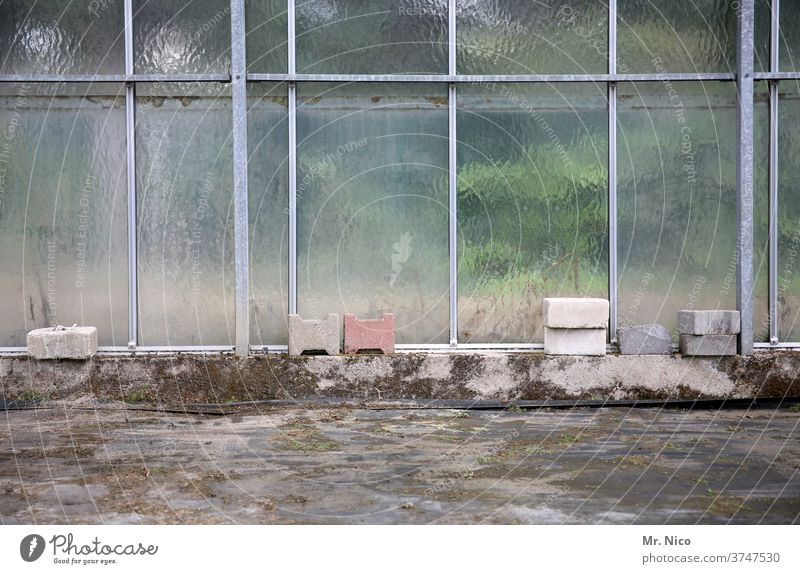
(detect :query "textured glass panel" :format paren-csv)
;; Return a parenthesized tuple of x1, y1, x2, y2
(617, 82, 739, 335)
(754, 0, 771, 75)
(0, 0, 124, 74)
(779, 1, 800, 72)
(753, 81, 770, 342)
(296, 0, 447, 74)
(246, 0, 288, 73)
(136, 83, 234, 345)
(134, 0, 231, 74)
(618, 1, 736, 73)
(457, 0, 608, 75)
(0, 83, 127, 346)
(248, 83, 289, 345)
(777, 82, 800, 340)
(296, 83, 449, 344)
(457, 84, 608, 343)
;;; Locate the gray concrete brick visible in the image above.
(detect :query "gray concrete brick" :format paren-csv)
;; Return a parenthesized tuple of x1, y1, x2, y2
(288, 314, 340, 356)
(677, 310, 741, 335)
(543, 298, 609, 329)
(544, 327, 606, 356)
(618, 324, 673, 355)
(679, 334, 737, 356)
(26, 326, 97, 360)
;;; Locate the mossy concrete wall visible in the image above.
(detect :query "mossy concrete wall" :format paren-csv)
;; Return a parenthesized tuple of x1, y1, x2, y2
(2, 352, 799, 406)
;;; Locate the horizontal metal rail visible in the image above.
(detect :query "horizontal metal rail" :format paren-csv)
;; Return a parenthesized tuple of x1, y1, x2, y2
(247, 73, 735, 83)
(0, 74, 231, 83)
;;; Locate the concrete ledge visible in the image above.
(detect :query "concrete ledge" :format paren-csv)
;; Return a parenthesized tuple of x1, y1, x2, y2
(2, 352, 798, 405)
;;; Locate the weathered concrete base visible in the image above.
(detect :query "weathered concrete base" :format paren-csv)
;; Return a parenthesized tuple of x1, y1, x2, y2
(2, 352, 798, 405)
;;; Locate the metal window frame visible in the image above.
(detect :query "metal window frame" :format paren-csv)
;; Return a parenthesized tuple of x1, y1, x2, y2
(768, 0, 780, 345)
(0, 0, 778, 356)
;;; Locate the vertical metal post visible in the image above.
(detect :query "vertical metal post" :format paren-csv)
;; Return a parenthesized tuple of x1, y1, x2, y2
(769, 0, 780, 344)
(608, 0, 618, 344)
(448, 0, 457, 346)
(737, 0, 756, 355)
(231, 0, 249, 355)
(124, 0, 137, 349)
(288, 0, 298, 316)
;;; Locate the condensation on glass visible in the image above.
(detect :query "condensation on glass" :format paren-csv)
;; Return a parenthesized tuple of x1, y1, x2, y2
(618, 0, 736, 73)
(135, 83, 234, 346)
(245, 0, 288, 73)
(457, 0, 608, 75)
(295, 0, 448, 74)
(777, 81, 800, 340)
(616, 82, 740, 335)
(457, 83, 608, 343)
(0, 0, 125, 75)
(0, 83, 128, 346)
(296, 83, 449, 344)
(133, 0, 231, 74)
(248, 82, 289, 345)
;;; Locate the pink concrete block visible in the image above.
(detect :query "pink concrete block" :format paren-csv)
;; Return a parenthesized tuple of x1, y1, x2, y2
(343, 313, 395, 354)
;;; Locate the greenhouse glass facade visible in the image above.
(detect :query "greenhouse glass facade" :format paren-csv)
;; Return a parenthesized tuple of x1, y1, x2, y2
(0, 1, 796, 355)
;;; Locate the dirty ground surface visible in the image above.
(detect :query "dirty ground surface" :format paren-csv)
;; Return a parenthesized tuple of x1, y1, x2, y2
(1, 402, 798, 524)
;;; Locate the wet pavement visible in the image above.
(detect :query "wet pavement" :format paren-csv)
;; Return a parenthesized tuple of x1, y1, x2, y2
(1, 403, 798, 524)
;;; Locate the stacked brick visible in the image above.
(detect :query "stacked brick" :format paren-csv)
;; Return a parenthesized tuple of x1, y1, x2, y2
(543, 298, 609, 356)
(677, 310, 740, 356)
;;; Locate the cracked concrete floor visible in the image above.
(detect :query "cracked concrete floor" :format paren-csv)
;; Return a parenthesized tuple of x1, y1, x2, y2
(1, 403, 799, 524)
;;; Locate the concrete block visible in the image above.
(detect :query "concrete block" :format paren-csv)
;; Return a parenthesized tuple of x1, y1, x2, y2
(343, 313, 395, 354)
(544, 327, 606, 356)
(618, 324, 673, 355)
(26, 326, 97, 360)
(677, 310, 740, 335)
(679, 334, 737, 356)
(288, 314, 340, 356)
(543, 298, 609, 329)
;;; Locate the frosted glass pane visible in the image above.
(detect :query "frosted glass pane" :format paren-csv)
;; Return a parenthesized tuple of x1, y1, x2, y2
(780, 1, 800, 72)
(248, 83, 289, 345)
(618, 0, 736, 73)
(0, 0, 124, 74)
(778, 83, 800, 340)
(753, 82, 770, 342)
(296, 83, 449, 344)
(246, 0, 288, 73)
(457, 84, 608, 343)
(617, 82, 739, 335)
(136, 83, 234, 345)
(0, 83, 128, 346)
(134, 0, 231, 74)
(754, 0, 771, 75)
(296, 1, 447, 74)
(457, 0, 608, 75)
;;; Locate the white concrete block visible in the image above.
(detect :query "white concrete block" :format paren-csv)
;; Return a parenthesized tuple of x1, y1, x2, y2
(544, 327, 606, 356)
(543, 298, 609, 328)
(677, 310, 741, 335)
(26, 326, 97, 360)
(679, 334, 737, 356)
(288, 314, 340, 356)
